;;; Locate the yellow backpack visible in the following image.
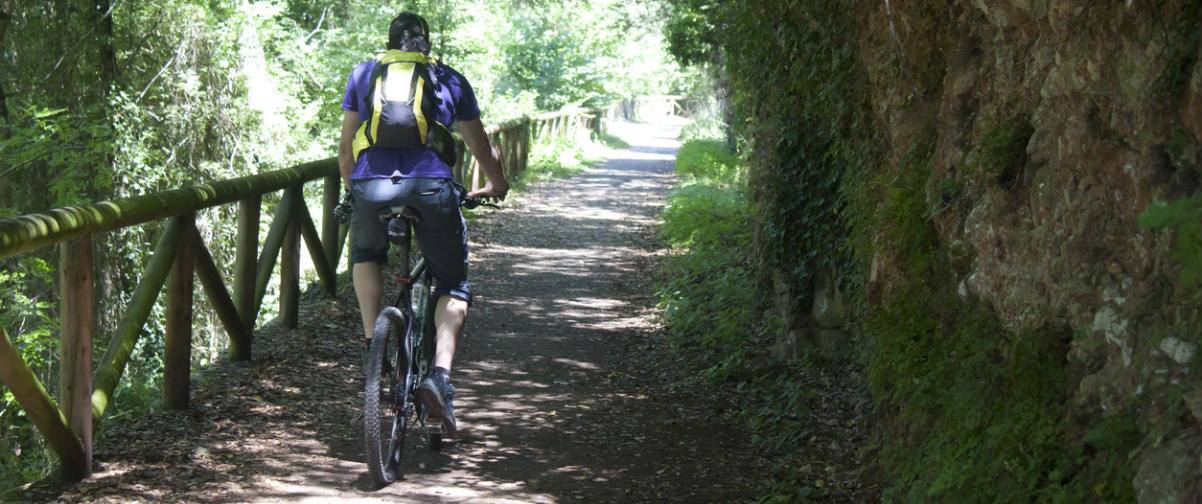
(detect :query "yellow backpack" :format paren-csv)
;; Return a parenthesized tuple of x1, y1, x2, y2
(351, 50, 456, 165)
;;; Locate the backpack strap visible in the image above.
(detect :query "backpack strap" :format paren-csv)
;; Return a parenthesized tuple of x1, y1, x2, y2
(352, 51, 434, 161)
(351, 51, 453, 163)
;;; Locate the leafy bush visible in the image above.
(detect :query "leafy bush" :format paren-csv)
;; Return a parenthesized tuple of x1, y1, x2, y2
(673, 140, 740, 183)
(678, 115, 727, 143)
(657, 136, 759, 376)
(661, 183, 747, 249)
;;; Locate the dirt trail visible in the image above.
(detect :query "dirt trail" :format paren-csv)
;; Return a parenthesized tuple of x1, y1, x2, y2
(30, 118, 765, 503)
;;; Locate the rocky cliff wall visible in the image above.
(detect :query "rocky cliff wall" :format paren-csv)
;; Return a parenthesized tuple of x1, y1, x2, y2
(854, 2, 1201, 501)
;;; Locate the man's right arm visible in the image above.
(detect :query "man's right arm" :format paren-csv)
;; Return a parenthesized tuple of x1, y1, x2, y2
(338, 110, 359, 188)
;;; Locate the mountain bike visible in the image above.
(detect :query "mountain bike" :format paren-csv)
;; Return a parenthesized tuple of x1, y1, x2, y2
(363, 190, 495, 487)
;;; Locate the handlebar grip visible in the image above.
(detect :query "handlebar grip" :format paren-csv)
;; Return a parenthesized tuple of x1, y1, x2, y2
(460, 197, 499, 210)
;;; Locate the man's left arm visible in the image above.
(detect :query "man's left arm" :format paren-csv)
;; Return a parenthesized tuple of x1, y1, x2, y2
(457, 118, 510, 200)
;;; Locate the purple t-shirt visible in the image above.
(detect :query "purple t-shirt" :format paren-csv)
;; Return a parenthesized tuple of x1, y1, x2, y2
(342, 58, 480, 180)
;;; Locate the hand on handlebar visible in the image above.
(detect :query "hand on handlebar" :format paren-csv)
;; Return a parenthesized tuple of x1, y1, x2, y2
(467, 180, 509, 202)
(334, 192, 354, 224)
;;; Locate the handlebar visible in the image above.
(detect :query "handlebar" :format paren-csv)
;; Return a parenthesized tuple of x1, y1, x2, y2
(459, 195, 500, 210)
(452, 181, 501, 210)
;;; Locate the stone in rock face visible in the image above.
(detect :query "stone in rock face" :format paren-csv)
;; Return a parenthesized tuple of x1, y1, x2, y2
(1134, 432, 1202, 504)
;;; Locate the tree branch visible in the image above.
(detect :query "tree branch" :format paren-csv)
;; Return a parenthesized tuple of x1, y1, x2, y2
(302, 6, 330, 43)
(136, 39, 187, 104)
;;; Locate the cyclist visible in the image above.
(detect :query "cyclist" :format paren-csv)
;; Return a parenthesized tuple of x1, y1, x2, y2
(337, 12, 509, 437)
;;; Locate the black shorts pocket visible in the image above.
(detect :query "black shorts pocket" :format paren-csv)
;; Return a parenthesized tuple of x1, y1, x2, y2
(435, 179, 460, 213)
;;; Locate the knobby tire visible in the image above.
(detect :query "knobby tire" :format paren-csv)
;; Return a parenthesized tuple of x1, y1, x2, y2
(364, 306, 412, 487)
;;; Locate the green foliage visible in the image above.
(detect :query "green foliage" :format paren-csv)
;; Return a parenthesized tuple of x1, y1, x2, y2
(743, 371, 826, 503)
(867, 288, 1072, 502)
(1040, 406, 1141, 503)
(662, 0, 720, 67)
(657, 134, 759, 375)
(661, 3, 874, 501)
(1154, 1, 1202, 102)
(673, 139, 739, 183)
(594, 132, 630, 150)
(972, 116, 1033, 188)
(681, 0, 871, 313)
(0, 105, 115, 211)
(0, 257, 60, 491)
(498, 9, 612, 110)
(1139, 196, 1202, 290)
(677, 114, 726, 143)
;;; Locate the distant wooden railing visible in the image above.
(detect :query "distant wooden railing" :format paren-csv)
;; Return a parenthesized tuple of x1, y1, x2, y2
(0, 107, 607, 480)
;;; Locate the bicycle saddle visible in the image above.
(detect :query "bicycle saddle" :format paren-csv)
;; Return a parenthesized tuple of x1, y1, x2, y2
(377, 205, 422, 224)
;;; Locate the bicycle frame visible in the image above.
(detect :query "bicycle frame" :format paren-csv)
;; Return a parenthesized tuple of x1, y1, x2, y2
(384, 213, 434, 372)
(366, 193, 491, 483)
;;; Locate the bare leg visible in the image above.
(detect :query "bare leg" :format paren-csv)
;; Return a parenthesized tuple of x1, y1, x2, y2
(353, 262, 383, 341)
(433, 295, 468, 371)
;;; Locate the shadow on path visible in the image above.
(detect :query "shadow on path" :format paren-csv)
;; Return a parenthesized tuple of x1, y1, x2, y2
(31, 118, 764, 504)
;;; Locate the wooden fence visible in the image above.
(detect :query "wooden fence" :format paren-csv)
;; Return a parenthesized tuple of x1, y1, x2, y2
(0, 107, 606, 480)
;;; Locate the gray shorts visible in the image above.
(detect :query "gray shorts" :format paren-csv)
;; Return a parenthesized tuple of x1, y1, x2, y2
(349, 177, 471, 304)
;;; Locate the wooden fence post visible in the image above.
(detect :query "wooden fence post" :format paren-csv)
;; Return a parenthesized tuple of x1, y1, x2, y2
(297, 202, 335, 294)
(322, 175, 340, 278)
(280, 188, 300, 329)
(521, 119, 531, 175)
(164, 213, 194, 410)
(232, 195, 259, 360)
(59, 234, 93, 478)
(252, 192, 295, 325)
(92, 219, 182, 422)
(191, 227, 251, 356)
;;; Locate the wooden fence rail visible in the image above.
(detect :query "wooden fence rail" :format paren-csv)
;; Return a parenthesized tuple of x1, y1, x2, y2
(0, 107, 607, 480)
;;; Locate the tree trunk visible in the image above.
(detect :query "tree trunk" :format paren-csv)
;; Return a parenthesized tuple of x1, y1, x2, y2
(1, 5, 11, 210)
(95, 0, 116, 88)
(0, 6, 9, 122)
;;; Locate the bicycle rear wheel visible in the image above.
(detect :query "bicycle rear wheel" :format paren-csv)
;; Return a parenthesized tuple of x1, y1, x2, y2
(364, 306, 415, 486)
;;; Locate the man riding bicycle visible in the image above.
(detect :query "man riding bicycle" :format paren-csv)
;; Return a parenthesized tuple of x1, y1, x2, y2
(337, 12, 509, 437)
